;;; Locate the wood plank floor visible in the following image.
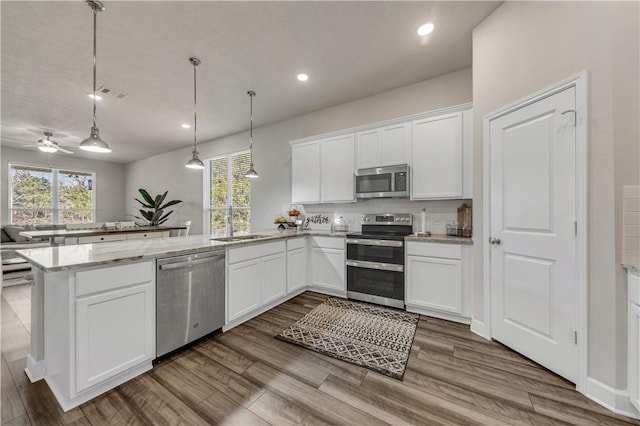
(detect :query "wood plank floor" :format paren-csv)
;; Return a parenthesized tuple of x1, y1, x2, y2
(2, 285, 639, 425)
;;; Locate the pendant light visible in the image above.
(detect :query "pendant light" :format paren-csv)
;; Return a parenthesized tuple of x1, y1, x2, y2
(243, 90, 259, 178)
(79, 0, 111, 153)
(185, 57, 205, 170)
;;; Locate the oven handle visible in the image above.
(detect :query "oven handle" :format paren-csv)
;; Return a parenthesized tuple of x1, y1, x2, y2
(346, 238, 403, 248)
(346, 259, 404, 273)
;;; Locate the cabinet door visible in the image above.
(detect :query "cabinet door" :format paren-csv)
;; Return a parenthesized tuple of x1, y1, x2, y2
(126, 231, 162, 240)
(292, 141, 321, 203)
(78, 234, 125, 244)
(406, 255, 462, 314)
(311, 247, 345, 292)
(261, 253, 287, 305)
(356, 129, 380, 169)
(629, 301, 640, 411)
(227, 260, 261, 322)
(321, 134, 355, 203)
(75, 281, 154, 393)
(412, 112, 463, 199)
(287, 247, 307, 293)
(380, 122, 411, 167)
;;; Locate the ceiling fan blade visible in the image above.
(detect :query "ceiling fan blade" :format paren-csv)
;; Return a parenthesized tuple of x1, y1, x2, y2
(57, 147, 74, 154)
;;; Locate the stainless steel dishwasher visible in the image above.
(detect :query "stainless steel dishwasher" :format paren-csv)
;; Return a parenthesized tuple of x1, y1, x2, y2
(156, 250, 225, 358)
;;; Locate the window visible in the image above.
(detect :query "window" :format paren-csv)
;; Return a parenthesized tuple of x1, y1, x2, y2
(204, 151, 252, 237)
(9, 164, 95, 225)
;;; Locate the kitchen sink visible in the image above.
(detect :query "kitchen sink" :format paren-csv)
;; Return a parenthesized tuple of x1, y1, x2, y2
(211, 234, 270, 242)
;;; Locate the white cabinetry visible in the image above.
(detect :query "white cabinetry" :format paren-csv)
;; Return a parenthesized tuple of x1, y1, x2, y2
(287, 237, 308, 294)
(406, 242, 472, 323)
(291, 135, 355, 204)
(43, 261, 155, 411)
(412, 112, 463, 199)
(292, 141, 321, 204)
(226, 241, 286, 327)
(628, 271, 640, 412)
(310, 236, 346, 296)
(321, 134, 356, 203)
(356, 122, 411, 169)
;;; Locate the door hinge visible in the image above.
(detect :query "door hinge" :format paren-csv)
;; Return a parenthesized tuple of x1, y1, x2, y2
(574, 221, 577, 236)
(574, 330, 578, 345)
(562, 109, 577, 126)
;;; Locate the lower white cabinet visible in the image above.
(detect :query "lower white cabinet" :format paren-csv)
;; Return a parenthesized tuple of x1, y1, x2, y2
(226, 241, 286, 326)
(44, 261, 155, 411)
(287, 237, 308, 294)
(628, 271, 640, 412)
(310, 236, 346, 296)
(405, 241, 472, 323)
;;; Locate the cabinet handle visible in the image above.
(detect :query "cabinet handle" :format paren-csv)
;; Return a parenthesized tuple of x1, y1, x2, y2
(489, 237, 501, 245)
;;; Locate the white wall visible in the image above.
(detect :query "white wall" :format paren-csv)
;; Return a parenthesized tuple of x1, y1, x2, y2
(125, 67, 473, 235)
(1, 146, 127, 223)
(472, 1, 639, 389)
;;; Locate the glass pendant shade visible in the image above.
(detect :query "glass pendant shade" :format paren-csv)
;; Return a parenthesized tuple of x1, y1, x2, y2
(185, 149, 205, 169)
(38, 145, 58, 153)
(80, 126, 111, 153)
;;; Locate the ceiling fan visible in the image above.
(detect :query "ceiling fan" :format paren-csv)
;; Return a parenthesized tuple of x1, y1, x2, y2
(28, 132, 75, 154)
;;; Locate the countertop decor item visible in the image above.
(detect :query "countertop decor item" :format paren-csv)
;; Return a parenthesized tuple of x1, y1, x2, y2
(79, 0, 111, 153)
(133, 188, 182, 226)
(276, 297, 418, 380)
(185, 57, 205, 170)
(244, 90, 259, 178)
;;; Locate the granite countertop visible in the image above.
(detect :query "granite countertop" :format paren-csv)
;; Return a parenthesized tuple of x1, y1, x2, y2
(16, 228, 472, 272)
(405, 233, 473, 245)
(15, 229, 348, 272)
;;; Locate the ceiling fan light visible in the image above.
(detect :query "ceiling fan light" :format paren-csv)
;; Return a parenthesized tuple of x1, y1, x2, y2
(244, 163, 259, 179)
(185, 149, 205, 169)
(38, 145, 58, 153)
(79, 126, 112, 153)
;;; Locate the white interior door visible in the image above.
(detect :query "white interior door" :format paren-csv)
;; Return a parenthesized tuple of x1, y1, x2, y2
(490, 86, 577, 382)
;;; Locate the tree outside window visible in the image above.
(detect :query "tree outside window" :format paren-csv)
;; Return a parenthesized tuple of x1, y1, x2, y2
(9, 164, 95, 225)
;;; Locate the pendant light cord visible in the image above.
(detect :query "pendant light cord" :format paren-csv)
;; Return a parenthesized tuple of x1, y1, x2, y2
(248, 90, 255, 161)
(193, 62, 197, 151)
(92, 7, 97, 129)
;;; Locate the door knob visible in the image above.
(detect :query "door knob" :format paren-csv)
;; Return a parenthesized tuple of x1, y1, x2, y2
(489, 237, 501, 245)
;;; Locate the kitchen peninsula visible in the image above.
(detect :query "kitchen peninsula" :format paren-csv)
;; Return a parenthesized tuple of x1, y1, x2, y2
(16, 230, 471, 411)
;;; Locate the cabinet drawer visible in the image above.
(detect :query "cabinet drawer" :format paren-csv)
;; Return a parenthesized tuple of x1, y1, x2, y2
(78, 234, 125, 244)
(406, 241, 462, 259)
(311, 236, 344, 250)
(126, 232, 163, 240)
(76, 261, 154, 297)
(228, 240, 286, 264)
(287, 237, 306, 251)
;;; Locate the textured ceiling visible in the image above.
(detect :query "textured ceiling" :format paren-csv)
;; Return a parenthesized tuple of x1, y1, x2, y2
(1, 1, 500, 163)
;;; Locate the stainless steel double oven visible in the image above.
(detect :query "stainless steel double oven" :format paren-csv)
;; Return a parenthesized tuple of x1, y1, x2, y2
(346, 213, 412, 309)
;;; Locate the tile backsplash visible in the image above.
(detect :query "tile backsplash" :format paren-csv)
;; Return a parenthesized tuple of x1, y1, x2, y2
(623, 185, 640, 266)
(301, 198, 471, 234)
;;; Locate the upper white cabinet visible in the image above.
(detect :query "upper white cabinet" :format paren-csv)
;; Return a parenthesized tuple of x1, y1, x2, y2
(321, 134, 355, 203)
(356, 122, 411, 169)
(291, 134, 355, 204)
(412, 112, 463, 200)
(292, 140, 321, 204)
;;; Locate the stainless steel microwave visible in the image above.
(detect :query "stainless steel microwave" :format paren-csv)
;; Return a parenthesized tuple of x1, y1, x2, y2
(355, 165, 409, 199)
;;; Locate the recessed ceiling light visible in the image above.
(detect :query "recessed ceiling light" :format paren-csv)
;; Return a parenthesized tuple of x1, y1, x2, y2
(87, 93, 102, 100)
(297, 73, 309, 82)
(181, 123, 191, 129)
(417, 22, 435, 36)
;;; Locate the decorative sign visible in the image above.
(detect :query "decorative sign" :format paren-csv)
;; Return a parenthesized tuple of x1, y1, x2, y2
(304, 213, 333, 230)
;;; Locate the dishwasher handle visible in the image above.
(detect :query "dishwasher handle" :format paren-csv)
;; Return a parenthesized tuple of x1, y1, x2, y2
(158, 254, 224, 270)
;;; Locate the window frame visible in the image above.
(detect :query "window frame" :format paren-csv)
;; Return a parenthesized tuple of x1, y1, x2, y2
(203, 150, 252, 236)
(8, 162, 97, 225)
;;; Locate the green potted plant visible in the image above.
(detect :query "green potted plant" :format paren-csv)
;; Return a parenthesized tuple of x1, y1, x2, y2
(133, 188, 182, 226)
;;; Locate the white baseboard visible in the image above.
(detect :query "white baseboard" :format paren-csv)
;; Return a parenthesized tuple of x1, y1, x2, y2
(471, 318, 490, 340)
(24, 354, 46, 382)
(405, 305, 470, 325)
(585, 377, 640, 420)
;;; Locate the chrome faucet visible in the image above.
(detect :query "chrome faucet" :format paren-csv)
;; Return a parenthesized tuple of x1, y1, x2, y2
(227, 206, 234, 237)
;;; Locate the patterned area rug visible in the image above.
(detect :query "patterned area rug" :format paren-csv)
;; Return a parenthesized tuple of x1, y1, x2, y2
(276, 298, 418, 380)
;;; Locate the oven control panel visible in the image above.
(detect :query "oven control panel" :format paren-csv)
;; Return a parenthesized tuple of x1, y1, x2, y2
(362, 213, 412, 225)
